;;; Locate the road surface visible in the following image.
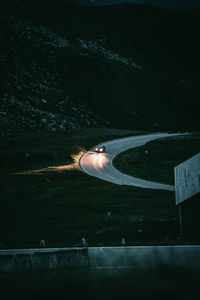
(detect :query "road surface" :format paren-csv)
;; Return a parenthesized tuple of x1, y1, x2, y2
(79, 132, 182, 191)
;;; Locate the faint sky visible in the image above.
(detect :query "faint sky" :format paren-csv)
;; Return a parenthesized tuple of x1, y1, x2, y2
(76, 0, 200, 10)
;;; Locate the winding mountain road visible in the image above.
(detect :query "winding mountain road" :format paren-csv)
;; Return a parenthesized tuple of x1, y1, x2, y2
(79, 132, 183, 191)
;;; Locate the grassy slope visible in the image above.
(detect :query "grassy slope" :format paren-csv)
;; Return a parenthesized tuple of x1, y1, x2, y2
(114, 134, 200, 185)
(0, 129, 182, 248)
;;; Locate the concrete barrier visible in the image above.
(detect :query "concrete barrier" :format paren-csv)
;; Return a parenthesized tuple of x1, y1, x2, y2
(0, 248, 89, 273)
(88, 246, 200, 270)
(1, 246, 200, 272)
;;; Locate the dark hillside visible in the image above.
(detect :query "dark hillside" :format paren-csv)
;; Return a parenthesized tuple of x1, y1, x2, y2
(0, 1, 199, 133)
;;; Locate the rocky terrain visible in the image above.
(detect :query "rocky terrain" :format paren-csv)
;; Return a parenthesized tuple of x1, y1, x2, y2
(0, 0, 200, 134)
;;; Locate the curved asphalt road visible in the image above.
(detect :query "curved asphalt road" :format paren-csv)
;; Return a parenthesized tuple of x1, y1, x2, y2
(79, 132, 184, 191)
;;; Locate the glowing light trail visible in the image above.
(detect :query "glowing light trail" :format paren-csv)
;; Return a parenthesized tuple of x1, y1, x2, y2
(15, 148, 86, 175)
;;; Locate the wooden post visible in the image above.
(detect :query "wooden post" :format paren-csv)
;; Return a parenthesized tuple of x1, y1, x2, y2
(178, 205, 183, 240)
